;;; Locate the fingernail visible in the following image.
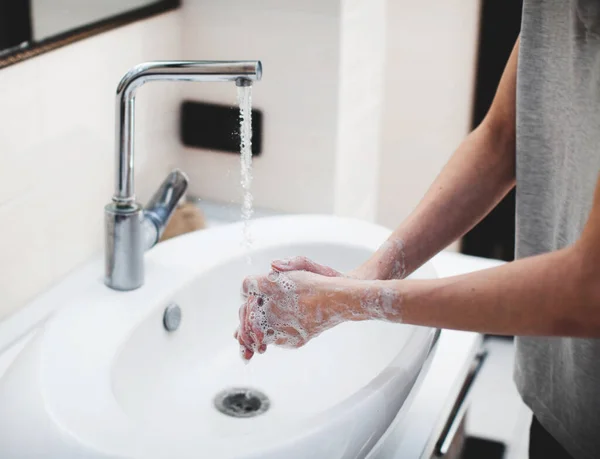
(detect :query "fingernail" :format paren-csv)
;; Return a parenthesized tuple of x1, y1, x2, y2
(274, 259, 290, 267)
(240, 345, 248, 358)
(240, 345, 253, 363)
(267, 270, 280, 282)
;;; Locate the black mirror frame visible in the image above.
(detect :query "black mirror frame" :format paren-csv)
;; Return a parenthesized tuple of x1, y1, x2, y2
(0, 0, 180, 71)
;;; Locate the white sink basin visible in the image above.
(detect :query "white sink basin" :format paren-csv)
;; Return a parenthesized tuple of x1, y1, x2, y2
(0, 215, 437, 459)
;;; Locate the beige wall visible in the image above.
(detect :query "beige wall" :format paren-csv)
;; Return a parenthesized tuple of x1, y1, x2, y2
(0, 11, 182, 320)
(333, 0, 387, 222)
(179, 0, 341, 214)
(0, 0, 480, 321)
(179, 0, 480, 229)
(376, 1, 481, 229)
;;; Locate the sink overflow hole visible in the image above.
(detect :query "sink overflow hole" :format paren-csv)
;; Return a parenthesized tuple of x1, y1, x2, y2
(214, 388, 270, 418)
(163, 303, 181, 332)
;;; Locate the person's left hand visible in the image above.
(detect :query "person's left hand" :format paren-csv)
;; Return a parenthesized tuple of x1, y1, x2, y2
(270, 256, 346, 278)
(235, 269, 361, 361)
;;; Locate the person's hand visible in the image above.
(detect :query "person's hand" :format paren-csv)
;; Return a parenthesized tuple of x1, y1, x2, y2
(235, 269, 361, 361)
(271, 237, 410, 282)
(270, 256, 377, 280)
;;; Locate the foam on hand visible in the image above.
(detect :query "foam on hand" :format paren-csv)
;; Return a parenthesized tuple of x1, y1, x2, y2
(378, 239, 407, 280)
(240, 268, 404, 358)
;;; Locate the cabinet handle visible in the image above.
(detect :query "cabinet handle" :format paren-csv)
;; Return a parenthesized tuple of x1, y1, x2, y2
(433, 349, 487, 457)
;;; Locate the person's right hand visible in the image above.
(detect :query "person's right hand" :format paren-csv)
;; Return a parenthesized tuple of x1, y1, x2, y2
(235, 269, 364, 360)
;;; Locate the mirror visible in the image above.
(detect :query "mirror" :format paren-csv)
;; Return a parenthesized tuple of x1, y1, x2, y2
(0, 0, 179, 69)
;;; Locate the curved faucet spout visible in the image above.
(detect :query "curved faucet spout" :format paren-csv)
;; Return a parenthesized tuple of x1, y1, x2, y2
(114, 60, 262, 204)
(106, 60, 262, 291)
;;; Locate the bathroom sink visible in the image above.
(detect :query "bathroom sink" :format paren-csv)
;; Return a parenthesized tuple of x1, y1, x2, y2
(0, 215, 438, 459)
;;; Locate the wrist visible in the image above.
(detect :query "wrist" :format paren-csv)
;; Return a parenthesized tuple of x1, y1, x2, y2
(325, 278, 405, 323)
(319, 277, 371, 321)
(349, 261, 383, 281)
(364, 280, 405, 322)
(353, 240, 410, 281)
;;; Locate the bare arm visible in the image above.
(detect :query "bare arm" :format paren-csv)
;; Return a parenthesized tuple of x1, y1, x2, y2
(356, 37, 520, 280)
(236, 174, 600, 360)
(323, 172, 599, 338)
(239, 37, 600, 358)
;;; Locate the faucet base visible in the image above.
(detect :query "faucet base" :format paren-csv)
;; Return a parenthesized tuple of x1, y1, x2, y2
(104, 203, 144, 291)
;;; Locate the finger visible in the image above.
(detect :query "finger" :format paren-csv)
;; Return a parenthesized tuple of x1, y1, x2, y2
(237, 303, 255, 350)
(238, 334, 255, 359)
(258, 343, 267, 354)
(267, 270, 280, 282)
(271, 256, 309, 272)
(248, 324, 264, 351)
(242, 275, 260, 296)
(272, 256, 342, 277)
(242, 296, 268, 352)
(247, 303, 266, 350)
(243, 301, 256, 350)
(240, 344, 254, 361)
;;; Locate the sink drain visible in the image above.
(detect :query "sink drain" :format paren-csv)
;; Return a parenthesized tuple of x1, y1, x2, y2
(214, 388, 270, 418)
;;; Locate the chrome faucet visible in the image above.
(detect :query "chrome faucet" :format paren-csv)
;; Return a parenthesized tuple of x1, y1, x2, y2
(105, 60, 263, 291)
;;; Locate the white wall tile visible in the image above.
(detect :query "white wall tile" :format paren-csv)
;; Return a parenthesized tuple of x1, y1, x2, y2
(179, 0, 341, 213)
(333, 0, 387, 222)
(0, 0, 481, 322)
(0, 59, 44, 208)
(178, 0, 480, 227)
(376, 1, 481, 228)
(0, 11, 182, 320)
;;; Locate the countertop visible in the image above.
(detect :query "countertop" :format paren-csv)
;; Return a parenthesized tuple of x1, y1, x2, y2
(371, 251, 505, 459)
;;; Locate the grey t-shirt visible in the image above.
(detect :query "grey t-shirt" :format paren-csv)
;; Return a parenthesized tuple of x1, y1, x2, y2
(514, 1, 600, 458)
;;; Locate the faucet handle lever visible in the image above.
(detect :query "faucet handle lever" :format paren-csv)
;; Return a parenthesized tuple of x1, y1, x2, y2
(143, 169, 189, 248)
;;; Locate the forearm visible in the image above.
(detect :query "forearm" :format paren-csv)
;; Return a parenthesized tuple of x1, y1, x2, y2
(345, 245, 600, 337)
(358, 38, 520, 281)
(359, 122, 515, 281)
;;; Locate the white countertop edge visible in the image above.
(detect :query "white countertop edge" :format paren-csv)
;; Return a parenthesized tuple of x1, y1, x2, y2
(368, 253, 505, 458)
(377, 330, 483, 458)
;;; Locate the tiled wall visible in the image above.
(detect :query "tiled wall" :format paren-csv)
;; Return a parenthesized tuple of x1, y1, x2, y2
(178, 0, 480, 228)
(333, 0, 386, 221)
(179, 0, 341, 214)
(377, 1, 481, 228)
(0, 1, 480, 320)
(0, 11, 183, 320)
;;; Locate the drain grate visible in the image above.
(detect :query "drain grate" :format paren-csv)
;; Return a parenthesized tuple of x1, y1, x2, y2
(214, 388, 270, 418)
